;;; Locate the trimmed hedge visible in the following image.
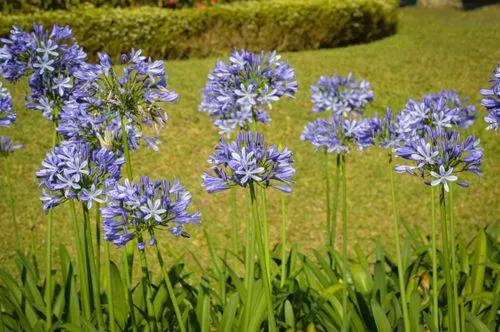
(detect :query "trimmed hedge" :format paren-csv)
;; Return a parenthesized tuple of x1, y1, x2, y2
(0, 0, 398, 60)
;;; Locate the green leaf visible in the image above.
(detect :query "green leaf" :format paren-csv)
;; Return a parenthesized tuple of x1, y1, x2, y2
(284, 299, 295, 331)
(219, 292, 239, 332)
(350, 264, 373, 296)
(370, 299, 392, 332)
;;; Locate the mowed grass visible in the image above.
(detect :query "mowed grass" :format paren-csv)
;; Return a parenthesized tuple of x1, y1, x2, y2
(1, 6, 499, 272)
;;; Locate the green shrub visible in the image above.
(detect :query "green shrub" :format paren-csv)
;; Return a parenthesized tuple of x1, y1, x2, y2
(0, 0, 398, 60)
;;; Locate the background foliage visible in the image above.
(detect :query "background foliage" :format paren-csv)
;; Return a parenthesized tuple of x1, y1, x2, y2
(0, 0, 399, 60)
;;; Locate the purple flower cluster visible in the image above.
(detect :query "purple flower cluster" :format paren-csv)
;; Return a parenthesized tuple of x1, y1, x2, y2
(36, 141, 125, 211)
(57, 50, 178, 152)
(396, 90, 476, 140)
(0, 82, 15, 127)
(200, 49, 298, 136)
(0, 24, 88, 120)
(101, 177, 201, 249)
(301, 114, 375, 153)
(370, 108, 403, 150)
(310, 73, 373, 115)
(303, 74, 376, 154)
(202, 131, 295, 193)
(480, 65, 500, 130)
(395, 127, 482, 192)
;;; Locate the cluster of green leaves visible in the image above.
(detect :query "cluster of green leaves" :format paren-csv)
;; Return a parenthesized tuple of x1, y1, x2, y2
(0, 0, 398, 60)
(0, 0, 252, 13)
(0, 223, 497, 331)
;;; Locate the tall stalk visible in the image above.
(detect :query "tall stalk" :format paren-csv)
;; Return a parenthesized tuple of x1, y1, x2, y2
(2, 158, 20, 249)
(280, 196, 287, 288)
(323, 149, 332, 250)
(68, 200, 92, 321)
(119, 114, 137, 329)
(340, 154, 349, 332)
(439, 188, 454, 332)
(249, 183, 276, 332)
(155, 245, 186, 332)
(230, 187, 239, 261)
(82, 204, 104, 329)
(447, 185, 460, 331)
(430, 186, 439, 329)
(138, 250, 156, 331)
(104, 241, 116, 332)
(243, 188, 256, 329)
(45, 119, 59, 331)
(331, 154, 341, 253)
(388, 153, 410, 331)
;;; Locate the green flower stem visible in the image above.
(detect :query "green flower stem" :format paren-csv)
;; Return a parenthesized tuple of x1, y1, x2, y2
(249, 183, 276, 332)
(430, 186, 439, 329)
(323, 149, 332, 251)
(230, 187, 239, 261)
(2, 158, 20, 250)
(82, 204, 104, 330)
(95, 205, 102, 285)
(439, 187, 454, 332)
(340, 154, 349, 332)
(447, 185, 460, 331)
(104, 242, 116, 332)
(119, 113, 137, 330)
(138, 250, 156, 332)
(69, 200, 92, 322)
(331, 154, 341, 253)
(120, 114, 134, 180)
(243, 188, 256, 329)
(261, 189, 271, 284)
(154, 245, 186, 332)
(388, 153, 410, 331)
(45, 119, 59, 331)
(280, 195, 287, 288)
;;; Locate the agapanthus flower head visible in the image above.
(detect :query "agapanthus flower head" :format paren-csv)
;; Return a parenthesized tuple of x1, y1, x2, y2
(301, 113, 376, 154)
(395, 126, 482, 191)
(480, 65, 500, 130)
(397, 90, 476, 140)
(0, 24, 88, 121)
(101, 176, 201, 249)
(310, 73, 373, 115)
(0, 136, 22, 156)
(36, 141, 125, 211)
(371, 108, 410, 150)
(199, 49, 298, 136)
(0, 82, 15, 127)
(202, 131, 295, 193)
(59, 50, 178, 152)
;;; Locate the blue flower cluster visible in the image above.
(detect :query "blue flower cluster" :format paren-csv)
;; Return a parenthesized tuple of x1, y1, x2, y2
(310, 73, 373, 115)
(101, 177, 201, 249)
(395, 127, 482, 192)
(199, 49, 298, 136)
(0, 82, 22, 155)
(0, 24, 88, 120)
(301, 114, 375, 153)
(36, 141, 125, 211)
(396, 90, 476, 140)
(202, 131, 295, 193)
(0, 82, 15, 127)
(480, 65, 500, 130)
(303, 74, 376, 154)
(370, 108, 402, 150)
(58, 50, 178, 152)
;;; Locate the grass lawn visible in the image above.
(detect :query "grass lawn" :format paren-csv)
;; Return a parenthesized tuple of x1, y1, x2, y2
(1, 6, 499, 271)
